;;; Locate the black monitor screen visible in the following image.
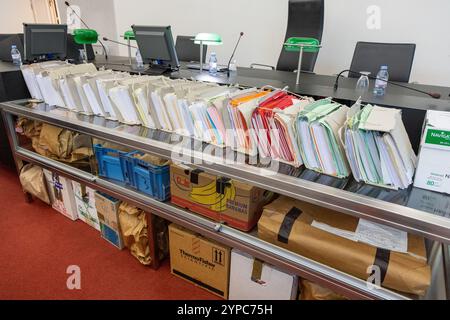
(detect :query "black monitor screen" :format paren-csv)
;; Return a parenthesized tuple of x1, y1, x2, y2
(132, 25, 179, 69)
(24, 23, 67, 61)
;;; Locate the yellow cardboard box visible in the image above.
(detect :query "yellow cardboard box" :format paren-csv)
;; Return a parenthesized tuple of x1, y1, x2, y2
(170, 163, 267, 231)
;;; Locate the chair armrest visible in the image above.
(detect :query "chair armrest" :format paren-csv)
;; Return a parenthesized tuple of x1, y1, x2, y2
(250, 63, 275, 70)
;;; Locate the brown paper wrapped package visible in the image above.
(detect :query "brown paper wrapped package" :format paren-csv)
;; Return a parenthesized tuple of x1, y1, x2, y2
(19, 164, 51, 204)
(118, 203, 151, 265)
(16, 119, 93, 166)
(258, 196, 431, 296)
(299, 280, 346, 300)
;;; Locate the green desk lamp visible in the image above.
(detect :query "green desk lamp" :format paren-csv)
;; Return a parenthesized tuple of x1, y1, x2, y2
(73, 29, 99, 63)
(193, 33, 223, 72)
(284, 37, 321, 85)
(123, 30, 135, 66)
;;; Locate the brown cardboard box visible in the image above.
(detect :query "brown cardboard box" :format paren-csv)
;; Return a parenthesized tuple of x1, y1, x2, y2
(170, 163, 267, 231)
(258, 196, 431, 296)
(94, 192, 121, 231)
(169, 224, 230, 299)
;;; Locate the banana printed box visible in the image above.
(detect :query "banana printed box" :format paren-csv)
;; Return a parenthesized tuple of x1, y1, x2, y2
(170, 164, 266, 231)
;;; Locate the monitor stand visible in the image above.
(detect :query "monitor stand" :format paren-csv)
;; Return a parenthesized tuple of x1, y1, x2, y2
(142, 63, 175, 76)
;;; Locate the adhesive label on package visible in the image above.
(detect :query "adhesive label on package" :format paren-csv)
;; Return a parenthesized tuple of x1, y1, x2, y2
(311, 221, 358, 242)
(355, 219, 408, 253)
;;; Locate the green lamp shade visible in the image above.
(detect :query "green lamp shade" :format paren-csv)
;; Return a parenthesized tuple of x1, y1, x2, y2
(284, 37, 320, 53)
(73, 29, 99, 45)
(194, 33, 223, 45)
(124, 30, 135, 41)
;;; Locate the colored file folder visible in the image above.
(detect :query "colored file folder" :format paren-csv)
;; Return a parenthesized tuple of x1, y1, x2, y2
(296, 98, 350, 178)
(340, 101, 416, 189)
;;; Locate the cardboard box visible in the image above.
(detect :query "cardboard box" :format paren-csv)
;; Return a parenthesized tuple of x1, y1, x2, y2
(43, 169, 78, 221)
(72, 181, 101, 231)
(100, 222, 124, 249)
(169, 224, 230, 299)
(229, 249, 298, 300)
(94, 191, 123, 249)
(94, 191, 121, 231)
(414, 110, 450, 194)
(258, 196, 431, 296)
(170, 164, 266, 231)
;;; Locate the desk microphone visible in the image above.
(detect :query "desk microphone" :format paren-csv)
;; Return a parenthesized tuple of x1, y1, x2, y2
(103, 37, 137, 49)
(65, 1, 108, 60)
(227, 32, 244, 77)
(334, 69, 441, 99)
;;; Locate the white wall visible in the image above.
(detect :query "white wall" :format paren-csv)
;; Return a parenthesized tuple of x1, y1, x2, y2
(56, 0, 120, 55)
(113, 0, 450, 86)
(0, 0, 35, 33)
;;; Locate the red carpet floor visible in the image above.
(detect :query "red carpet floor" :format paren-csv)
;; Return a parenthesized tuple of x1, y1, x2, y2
(0, 164, 218, 300)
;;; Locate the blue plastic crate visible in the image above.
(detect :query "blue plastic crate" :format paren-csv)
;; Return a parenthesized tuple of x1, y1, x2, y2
(94, 144, 128, 182)
(125, 151, 170, 201)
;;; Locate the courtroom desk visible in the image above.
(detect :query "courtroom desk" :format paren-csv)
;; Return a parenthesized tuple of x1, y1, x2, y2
(0, 61, 30, 168)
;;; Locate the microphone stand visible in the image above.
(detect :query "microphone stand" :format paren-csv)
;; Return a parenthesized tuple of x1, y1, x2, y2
(227, 32, 244, 78)
(334, 69, 441, 99)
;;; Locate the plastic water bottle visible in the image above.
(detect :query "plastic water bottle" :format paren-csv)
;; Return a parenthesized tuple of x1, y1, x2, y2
(209, 52, 218, 75)
(373, 65, 389, 96)
(136, 49, 144, 69)
(11, 45, 22, 66)
(229, 59, 237, 72)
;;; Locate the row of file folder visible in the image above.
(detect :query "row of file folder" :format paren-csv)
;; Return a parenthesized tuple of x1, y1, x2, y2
(340, 100, 416, 189)
(21, 62, 416, 188)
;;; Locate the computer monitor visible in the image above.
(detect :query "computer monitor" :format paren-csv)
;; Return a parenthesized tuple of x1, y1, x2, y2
(23, 23, 68, 62)
(176, 35, 206, 63)
(131, 25, 179, 73)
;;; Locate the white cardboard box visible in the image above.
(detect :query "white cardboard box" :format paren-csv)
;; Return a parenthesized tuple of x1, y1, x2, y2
(43, 169, 78, 221)
(414, 110, 450, 194)
(229, 249, 298, 300)
(72, 181, 101, 231)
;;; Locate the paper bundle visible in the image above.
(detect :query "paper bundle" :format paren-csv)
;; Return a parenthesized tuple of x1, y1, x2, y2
(296, 98, 350, 177)
(340, 101, 416, 189)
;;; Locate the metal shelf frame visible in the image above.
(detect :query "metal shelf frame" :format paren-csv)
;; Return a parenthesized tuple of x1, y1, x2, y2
(1, 100, 448, 300)
(2, 100, 450, 244)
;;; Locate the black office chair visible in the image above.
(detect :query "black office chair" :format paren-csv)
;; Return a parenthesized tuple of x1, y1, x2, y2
(175, 35, 207, 63)
(349, 42, 416, 82)
(251, 0, 324, 73)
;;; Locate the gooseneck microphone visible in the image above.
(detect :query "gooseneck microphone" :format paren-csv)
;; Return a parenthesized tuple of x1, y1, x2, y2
(65, 1, 108, 60)
(227, 32, 244, 77)
(334, 69, 441, 99)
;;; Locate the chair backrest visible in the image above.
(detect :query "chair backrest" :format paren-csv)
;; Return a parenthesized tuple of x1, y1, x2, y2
(349, 42, 416, 82)
(0, 34, 24, 62)
(66, 34, 95, 61)
(276, 0, 324, 72)
(175, 35, 207, 63)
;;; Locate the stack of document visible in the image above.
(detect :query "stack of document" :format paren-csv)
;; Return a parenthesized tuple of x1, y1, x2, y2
(29, 63, 97, 108)
(251, 90, 299, 159)
(340, 101, 416, 189)
(226, 89, 270, 155)
(21, 61, 68, 100)
(296, 98, 350, 178)
(186, 85, 236, 145)
(271, 97, 314, 166)
(94, 73, 131, 120)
